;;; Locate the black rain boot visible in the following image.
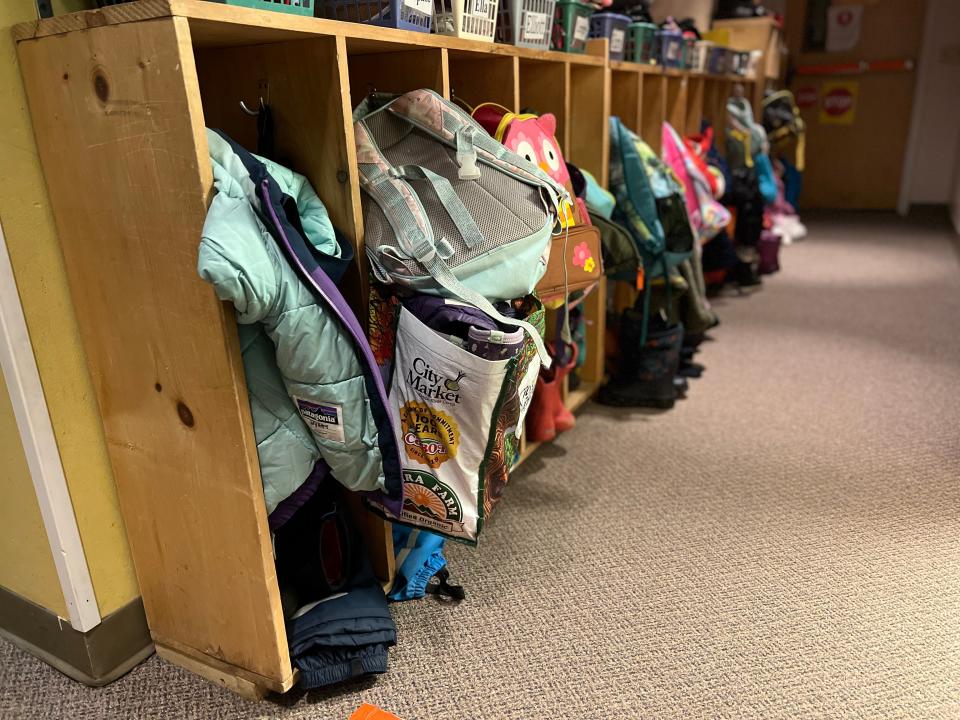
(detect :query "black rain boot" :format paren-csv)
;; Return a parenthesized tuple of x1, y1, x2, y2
(598, 311, 683, 409)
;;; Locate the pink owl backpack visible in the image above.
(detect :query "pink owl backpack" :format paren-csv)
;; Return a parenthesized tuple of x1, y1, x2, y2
(472, 103, 583, 227)
(354, 90, 570, 365)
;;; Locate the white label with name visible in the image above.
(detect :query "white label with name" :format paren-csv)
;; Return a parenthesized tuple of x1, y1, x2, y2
(404, 0, 432, 15)
(610, 28, 625, 53)
(573, 15, 590, 42)
(523, 11, 548, 40)
(470, 0, 487, 16)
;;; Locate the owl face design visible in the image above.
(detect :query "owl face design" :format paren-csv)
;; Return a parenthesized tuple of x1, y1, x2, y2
(502, 113, 571, 186)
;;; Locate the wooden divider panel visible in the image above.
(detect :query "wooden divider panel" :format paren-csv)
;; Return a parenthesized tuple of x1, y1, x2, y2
(16, 17, 292, 688)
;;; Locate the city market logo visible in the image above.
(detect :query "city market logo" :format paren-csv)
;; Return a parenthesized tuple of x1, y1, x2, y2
(408, 357, 465, 404)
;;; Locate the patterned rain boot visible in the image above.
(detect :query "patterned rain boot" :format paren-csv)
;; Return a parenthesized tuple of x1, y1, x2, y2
(597, 310, 683, 410)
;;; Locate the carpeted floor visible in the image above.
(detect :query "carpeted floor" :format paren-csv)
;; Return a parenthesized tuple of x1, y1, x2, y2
(2, 211, 959, 719)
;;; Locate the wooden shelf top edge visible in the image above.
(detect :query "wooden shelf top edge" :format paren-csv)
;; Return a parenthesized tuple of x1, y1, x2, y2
(12, 0, 604, 65)
(608, 61, 754, 83)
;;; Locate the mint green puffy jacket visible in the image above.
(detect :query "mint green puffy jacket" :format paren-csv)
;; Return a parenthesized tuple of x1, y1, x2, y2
(198, 130, 390, 514)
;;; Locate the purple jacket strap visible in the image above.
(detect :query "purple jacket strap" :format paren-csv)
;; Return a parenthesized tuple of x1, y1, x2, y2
(261, 182, 393, 416)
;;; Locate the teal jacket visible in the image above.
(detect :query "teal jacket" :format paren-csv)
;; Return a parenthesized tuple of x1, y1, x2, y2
(198, 129, 400, 514)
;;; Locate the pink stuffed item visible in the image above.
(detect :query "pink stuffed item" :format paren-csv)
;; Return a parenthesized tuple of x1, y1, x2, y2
(501, 113, 571, 187)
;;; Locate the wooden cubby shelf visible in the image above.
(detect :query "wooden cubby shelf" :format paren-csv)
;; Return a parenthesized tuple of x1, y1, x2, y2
(13, 0, 754, 700)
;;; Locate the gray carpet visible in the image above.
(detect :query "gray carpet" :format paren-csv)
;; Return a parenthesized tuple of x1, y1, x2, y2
(2, 211, 959, 719)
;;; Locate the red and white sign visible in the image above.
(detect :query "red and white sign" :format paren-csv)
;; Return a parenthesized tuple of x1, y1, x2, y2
(826, 4, 863, 53)
(819, 81, 858, 125)
(796, 86, 819, 109)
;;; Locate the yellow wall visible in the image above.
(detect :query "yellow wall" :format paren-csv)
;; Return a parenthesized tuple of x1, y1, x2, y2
(0, 371, 67, 617)
(0, 0, 139, 618)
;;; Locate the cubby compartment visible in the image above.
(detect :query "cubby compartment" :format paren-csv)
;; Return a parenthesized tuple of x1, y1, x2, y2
(610, 67, 642, 133)
(664, 73, 687, 134)
(518, 58, 570, 154)
(346, 44, 449, 101)
(640, 73, 665, 153)
(568, 63, 609, 186)
(702, 77, 732, 152)
(194, 38, 365, 303)
(685, 75, 705, 136)
(448, 51, 518, 113)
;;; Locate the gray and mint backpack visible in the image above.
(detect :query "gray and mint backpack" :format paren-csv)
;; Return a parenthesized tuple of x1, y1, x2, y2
(353, 89, 569, 365)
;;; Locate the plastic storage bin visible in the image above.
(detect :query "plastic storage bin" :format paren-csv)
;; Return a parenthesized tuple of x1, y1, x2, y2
(658, 27, 684, 68)
(686, 38, 708, 72)
(552, 0, 595, 54)
(707, 45, 729, 74)
(681, 34, 696, 69)
(497, 0, 557, 49)
(695, 40, 714, 72)
(626, 21, 658, 64)
(589, 12, 631, 61)
(317, 0, 432, 31)
(435, 0, 498, 40)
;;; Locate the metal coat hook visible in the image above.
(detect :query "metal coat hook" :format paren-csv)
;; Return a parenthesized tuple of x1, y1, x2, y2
(239, 97, 264, 116)
(240, 80, 270, 117)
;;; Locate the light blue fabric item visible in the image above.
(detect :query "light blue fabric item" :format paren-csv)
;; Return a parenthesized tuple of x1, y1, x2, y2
(727, 95, 777, 204)
(199, 129, 388, 512)
(388, 525, 448, 602)
(781, 157, 803, 207)
(581, 168, 616, 220)
(754, 153, 778, 205)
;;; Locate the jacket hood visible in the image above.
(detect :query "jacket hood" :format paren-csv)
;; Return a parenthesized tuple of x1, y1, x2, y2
(206, 128, 351, 281)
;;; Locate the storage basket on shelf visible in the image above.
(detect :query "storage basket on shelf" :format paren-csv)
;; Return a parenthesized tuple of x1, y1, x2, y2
(658, 27, 684, 68)
(551, 0, 595, 54)
(626, 21, 658, 64)
(681, 34, 696, 69)
(707, 45, 729, 74)
(98, 0, 316, 10)
(588, 12, 631, 61)
(497, 0, 556, 49)
(435, 0, 498, 40)
(694, 40, 713, 72)
(316, 0, 432, 31)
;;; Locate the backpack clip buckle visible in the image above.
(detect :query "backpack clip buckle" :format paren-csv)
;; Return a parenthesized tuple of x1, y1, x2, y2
(455, 127, 481, 181)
